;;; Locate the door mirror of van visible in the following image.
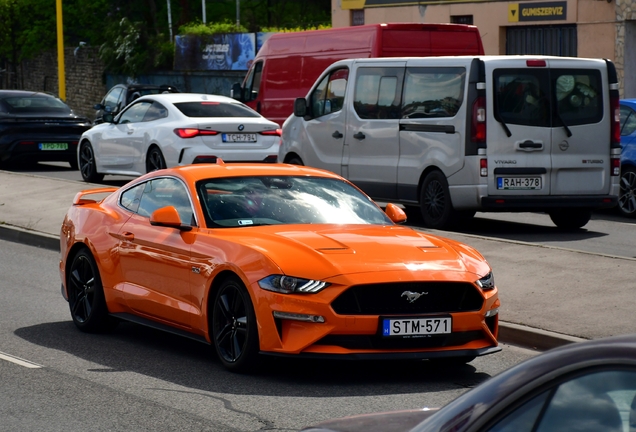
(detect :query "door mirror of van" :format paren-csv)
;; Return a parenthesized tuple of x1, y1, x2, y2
(385, 203, 407, 224)
(294, 98, 308, 117)
(231, 82, 243, 101)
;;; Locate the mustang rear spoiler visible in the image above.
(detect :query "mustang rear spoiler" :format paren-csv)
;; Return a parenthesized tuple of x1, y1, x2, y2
(72, 187, 119, 205)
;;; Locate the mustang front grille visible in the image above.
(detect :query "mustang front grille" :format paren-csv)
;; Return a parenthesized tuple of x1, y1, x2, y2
(315, 331, 483, 350)
(331, 282, 484, 315)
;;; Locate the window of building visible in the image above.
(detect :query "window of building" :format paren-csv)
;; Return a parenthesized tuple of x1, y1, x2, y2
(451, 15, 474, 25)
(351, 9, 364, 26)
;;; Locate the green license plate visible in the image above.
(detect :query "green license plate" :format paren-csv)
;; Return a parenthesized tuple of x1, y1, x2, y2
(39, 143, 68, 151)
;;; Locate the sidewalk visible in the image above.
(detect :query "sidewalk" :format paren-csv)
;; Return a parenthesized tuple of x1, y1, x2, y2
(3, 170, 634, 351)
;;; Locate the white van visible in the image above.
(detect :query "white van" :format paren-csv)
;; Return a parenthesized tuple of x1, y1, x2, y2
(280, 56, 621, 229)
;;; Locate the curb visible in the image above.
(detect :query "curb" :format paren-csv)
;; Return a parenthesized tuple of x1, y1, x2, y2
(0, 224, 586, 352)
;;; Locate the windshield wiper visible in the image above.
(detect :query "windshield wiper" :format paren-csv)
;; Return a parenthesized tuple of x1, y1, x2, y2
(556, 111, 573, 137)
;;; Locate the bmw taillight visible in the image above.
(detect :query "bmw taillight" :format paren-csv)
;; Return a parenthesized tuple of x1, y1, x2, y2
(173, 128, 219, 138)
(260, 129, 282, 136)
(472, 96, 486, 143)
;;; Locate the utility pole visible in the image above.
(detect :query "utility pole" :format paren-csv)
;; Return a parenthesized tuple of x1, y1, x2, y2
(55, 0, 65, 100)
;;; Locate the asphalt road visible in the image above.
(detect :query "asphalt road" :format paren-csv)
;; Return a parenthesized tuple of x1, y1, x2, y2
(0, 239, 538, 431)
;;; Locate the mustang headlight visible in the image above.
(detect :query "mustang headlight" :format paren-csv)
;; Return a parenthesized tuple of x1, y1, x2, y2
(258, 275, 329, 294)
(476, 272, 495, 290)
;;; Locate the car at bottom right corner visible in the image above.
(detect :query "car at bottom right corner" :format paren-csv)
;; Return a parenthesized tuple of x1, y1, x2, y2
(302, 333, 636, 432)
(619, 99, 636, 217)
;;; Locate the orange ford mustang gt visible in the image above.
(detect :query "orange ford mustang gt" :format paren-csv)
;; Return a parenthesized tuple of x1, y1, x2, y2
(59, 161, 500, 372)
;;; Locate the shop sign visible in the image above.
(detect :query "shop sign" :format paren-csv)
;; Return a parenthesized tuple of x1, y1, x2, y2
(509, 1, 567, 22)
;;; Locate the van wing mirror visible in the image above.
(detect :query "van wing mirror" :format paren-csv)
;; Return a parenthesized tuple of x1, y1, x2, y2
(231, 82, 244, 101)
(294, 98, 308, 117)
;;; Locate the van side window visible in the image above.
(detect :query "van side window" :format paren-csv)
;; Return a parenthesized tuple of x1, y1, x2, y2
(495, 70, 550, 127)
(553, 70, 602, 126)
(401, 67, 465, 118)
(244, 61, 263, 102)
(354, 67, 404, 120)
(310, 68, 349, 118)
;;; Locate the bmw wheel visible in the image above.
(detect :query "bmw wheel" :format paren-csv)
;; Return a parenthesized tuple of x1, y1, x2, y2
(79, 141, 104, 183)
(146, 146, 166, 173)
(618, 166, 636, 218)
(212, 276, 259, 373)
(67, 249, 113, 332)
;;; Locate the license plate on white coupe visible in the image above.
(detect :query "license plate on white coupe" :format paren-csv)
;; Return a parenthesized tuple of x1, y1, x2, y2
(497, 177, 542, 190)
(39, 143, 68, 151)
(382, 317, 452, 337)
(222, 133, 257, 143)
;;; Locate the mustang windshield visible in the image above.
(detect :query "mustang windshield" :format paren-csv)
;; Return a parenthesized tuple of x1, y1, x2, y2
(197, 176, 392, 227)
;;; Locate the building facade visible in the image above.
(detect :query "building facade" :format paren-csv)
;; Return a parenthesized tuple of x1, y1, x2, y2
(333, 0, 635, 97)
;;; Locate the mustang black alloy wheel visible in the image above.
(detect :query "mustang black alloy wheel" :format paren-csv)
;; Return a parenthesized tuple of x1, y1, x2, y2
(146, 146, 167, 173)
(67, 249, 112, 332)
(212, 277, 259, 372)
(79, 141, 104, 183)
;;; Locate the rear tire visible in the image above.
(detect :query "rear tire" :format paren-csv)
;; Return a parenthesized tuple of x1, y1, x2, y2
(286, 155, 304, 166)
(146, 146, 166, 173)
(549, 209, 592, 230)
(420, 170, 458, 230)
(79, 141, 104, 183)
(618, 166, 636, 218)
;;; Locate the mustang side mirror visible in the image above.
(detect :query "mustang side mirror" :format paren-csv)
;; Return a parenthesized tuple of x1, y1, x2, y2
(385, 203, 407, 224)
(150, 206, 192, 231)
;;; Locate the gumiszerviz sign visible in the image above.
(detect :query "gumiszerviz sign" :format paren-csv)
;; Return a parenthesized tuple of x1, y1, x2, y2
(509, 1, 567, 22)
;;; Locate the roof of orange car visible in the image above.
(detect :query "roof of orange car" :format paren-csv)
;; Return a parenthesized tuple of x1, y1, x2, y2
(142, 161, 343, 183)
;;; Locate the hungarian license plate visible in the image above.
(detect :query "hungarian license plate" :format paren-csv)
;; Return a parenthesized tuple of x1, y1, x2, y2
(497, 177, 542, 190)
(39, 143, 68, 151)
(382, 316, 452, 337)
(222, 133, 257, 143)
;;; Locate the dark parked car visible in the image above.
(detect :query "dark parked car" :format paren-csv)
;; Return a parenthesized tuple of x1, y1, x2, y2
(0, 90, 92, 168)
(93, 83, 180, 123)
(303, 333, 636, 432)
(619, 99, 636, 217)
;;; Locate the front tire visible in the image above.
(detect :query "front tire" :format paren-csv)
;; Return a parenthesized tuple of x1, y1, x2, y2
(146, 146, 166, 173)
(78, 142, 104, 183)
(618, 166, 636, 217)
(67, 249, 113, 332)
(549, 209, 592, 230)
(212, 276, 260, 373)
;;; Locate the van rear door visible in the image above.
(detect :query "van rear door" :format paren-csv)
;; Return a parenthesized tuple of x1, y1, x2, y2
(548, 58, 610, 195)
(487, 60, 553, 197)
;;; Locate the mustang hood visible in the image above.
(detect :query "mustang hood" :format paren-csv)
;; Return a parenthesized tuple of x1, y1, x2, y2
(228, 224, 488, 281)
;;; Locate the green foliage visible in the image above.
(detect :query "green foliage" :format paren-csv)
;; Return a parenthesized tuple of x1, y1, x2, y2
(179, 20, 249, 36)
(260, 24, 332, 33)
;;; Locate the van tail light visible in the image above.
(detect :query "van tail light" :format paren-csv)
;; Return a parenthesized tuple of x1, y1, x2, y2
(610, 94, 621, 146)
(471, 96, 486, 143)
(174, 128, 219, 138)
(611, 157, 620, 176)
(480, 158, 488, 177)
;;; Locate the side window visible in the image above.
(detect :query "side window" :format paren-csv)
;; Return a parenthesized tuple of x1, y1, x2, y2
(495, 69, 550, 127)
(487, 369, 636, 432)
(401, 67, 466, 119)
(244, 61, 263, 102)
(137, 178, 195, 226)
(143, 102, 169, 122)
(118, 101, 152, 124)
(553, 70, 602, 126)
(310, 68, 349, 118)
(353, 67, 403, 120)
(120, 183, 144, 212)
(620, 106, 636, 136)
(104, 87, 123, 110)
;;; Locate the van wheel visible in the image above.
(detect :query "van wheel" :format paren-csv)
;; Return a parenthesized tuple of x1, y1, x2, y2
(549, 209, 592, 230)
(420, 171, 456, 230)
(618, 166, 636, 217)
(287, 156, 304, 166)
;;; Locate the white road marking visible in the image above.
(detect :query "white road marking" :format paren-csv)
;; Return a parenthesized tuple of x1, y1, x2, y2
(0, 351, 43, 369)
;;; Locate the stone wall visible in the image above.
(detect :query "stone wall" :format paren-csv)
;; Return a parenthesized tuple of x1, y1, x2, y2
(17, 47, 106, 119)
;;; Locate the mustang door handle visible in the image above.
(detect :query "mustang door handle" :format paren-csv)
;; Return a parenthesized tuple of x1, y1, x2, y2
(110, 231, 135, 241)
(332, 131, 343, 139)
(518, 140, 543, 150)
(353, 132, 365, 140)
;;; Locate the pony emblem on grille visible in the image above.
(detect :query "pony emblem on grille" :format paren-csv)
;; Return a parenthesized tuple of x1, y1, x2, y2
(401, 291, 428, 303)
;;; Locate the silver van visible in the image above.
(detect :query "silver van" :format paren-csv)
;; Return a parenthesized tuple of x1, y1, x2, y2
(280, 56, 621, 229)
